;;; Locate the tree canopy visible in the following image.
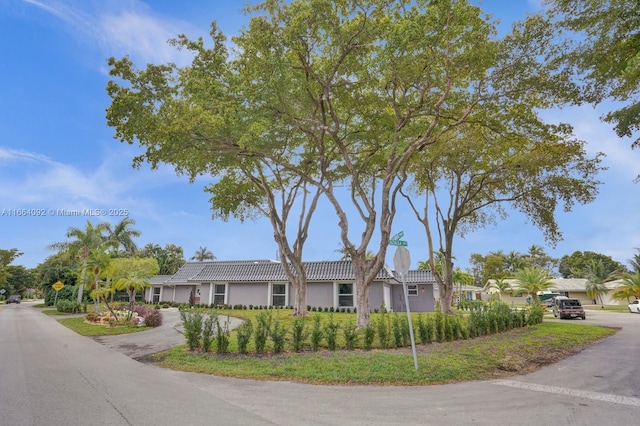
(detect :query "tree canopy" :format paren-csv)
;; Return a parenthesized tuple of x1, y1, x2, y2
(546, 0, 640, 178)
(107, 0, 603, 324)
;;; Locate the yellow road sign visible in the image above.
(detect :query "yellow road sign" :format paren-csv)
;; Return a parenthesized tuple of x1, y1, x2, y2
(52, 281, 65, 292)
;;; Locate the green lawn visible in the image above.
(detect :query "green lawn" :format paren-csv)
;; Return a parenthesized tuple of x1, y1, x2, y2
(153, 309, 616, 385)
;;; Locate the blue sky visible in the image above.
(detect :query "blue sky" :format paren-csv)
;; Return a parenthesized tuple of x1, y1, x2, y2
(1, 0, 638, 272)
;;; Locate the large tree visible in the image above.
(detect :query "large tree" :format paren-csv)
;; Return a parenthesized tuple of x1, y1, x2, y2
(107, 217, 141, 256)
(0, 248, 22, 294)
(106, 0, 594, 326)
(546, 0, 640, 178)
(558, 250, 625, 278)
(139, 243, 185, 275)
(402, 113, 599, 313)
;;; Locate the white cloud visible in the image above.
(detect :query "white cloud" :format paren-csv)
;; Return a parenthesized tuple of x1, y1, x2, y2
(0, 145, 180, 207)
(18, 0, 199, 66)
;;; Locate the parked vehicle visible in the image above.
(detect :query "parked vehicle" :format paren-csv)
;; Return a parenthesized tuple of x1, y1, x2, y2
(629, 300, 640, 313)
(553, 297, 585, 320)
(6, 295, 21, 304)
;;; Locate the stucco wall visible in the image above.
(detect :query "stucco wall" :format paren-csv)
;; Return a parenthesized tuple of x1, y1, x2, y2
(391, 283, 435, 312)
(228, 283, 269, 307)
(306, 282, 333, 308)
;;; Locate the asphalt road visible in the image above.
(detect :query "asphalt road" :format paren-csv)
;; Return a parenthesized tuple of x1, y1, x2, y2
(1, 303, 639, 425)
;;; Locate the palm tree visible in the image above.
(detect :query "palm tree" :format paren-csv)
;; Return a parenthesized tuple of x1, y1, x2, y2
(513, 266, 553, 304)
(503, 251, 526, 273)
(48, 220, 112, 303)
(584, 259, 613, 308)
(485, 278, 512, 301)
(611, 271, 640, 302)
(107, 217, 141, 256)
(110, 257, 159, 320)
(191, 246, 216, 262)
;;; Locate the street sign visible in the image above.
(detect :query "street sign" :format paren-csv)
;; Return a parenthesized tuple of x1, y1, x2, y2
(390, 231, 404, 241)
(393, 246, 411, 276)
(389, 239, 408, 246)
(52, 281, 65, 292)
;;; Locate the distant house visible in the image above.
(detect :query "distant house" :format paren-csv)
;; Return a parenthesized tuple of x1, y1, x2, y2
(145, 259, 437, 313)
(485, 278, 628, 306)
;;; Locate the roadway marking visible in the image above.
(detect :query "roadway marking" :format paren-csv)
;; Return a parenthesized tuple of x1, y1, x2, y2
(492, 380, 640, 407)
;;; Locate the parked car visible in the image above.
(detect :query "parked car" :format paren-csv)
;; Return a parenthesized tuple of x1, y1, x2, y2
(553, 297, 585, 320)
(6, 295, 21, 304)
(629, 300, 640, 313)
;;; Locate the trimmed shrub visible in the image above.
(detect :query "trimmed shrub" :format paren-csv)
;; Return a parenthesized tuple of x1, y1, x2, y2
(254, 310, 272, 354)
(342, 321, 358, 350)
(56, 299, 81, 314)
(202, 313, 216, 352)
(236, 319, 253, 354)
(291, 317, 309, 352)
(324, 313, 339, 351)
(180, 310, 203, 352)
(270, 318, 286, 354)
(310, 314, 324, 351)
(376, 309, 390, 349)
(363, 324, 375, 350)
(215, 317, 230, 354)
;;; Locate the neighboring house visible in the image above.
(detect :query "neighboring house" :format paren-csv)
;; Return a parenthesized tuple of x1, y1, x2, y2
(145, 260, 437, 313)
(485, 278, 628, 306)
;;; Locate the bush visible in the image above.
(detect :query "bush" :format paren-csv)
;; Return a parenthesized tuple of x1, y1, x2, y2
(416, 314, 432, 344)
(310, 314, 324, 351)
(200, 314, 214, 352)
(342, 321, 358, 350)
(236, 320, 253, 354)
(215, 317, 231, 354)
(363, 324, 375, 350)
(291, 317, 309, 352)
(130, 305, 163, 327)
(324, 314, 339, 351)
(527, 303, 544, 325)
(392, 314, 403, 348)
(376, 309, 390, 349)
(270, 318, 287, 354)
(56, 299, 81, 314)
(254, 311, 272, 354)
(180, 310, 203, 351)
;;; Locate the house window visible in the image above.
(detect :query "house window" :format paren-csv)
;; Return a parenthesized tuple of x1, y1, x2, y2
(152, 287, 161, 304)
(408, 284, 418, 296)
(338, 283, 354, 307)
(213, 284, 226, 306)
(272, 284, 287, 307)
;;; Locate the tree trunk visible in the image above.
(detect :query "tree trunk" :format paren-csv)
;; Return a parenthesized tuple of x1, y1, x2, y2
(355, 279, 371, 328)
(293, 280, 307, 316)
(439, 280, 454, 314)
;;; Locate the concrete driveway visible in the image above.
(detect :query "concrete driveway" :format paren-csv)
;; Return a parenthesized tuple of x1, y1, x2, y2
(92, 308, 244, 359)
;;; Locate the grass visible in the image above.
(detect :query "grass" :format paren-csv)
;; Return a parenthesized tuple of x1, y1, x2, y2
(57, 316, 151, 336)
(152, 309, 616, 385)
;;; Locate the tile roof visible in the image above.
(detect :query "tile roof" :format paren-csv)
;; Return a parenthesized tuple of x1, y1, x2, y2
(162, 260, 435, 284)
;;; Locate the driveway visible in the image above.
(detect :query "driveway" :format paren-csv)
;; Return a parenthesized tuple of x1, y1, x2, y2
(92, 308, 244, 359)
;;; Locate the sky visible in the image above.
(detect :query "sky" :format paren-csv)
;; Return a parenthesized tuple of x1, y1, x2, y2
(1, 0, 638, 273)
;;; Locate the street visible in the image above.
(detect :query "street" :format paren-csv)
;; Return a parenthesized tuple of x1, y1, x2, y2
(1, 303, 638, 425)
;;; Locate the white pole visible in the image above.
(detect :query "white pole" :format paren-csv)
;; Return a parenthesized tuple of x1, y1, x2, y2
(402, 273, 419, 370)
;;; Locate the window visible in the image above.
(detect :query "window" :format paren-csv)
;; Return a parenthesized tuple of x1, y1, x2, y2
(272, 284, 286, 307)
(152, 287, 161, 304)
(407, 284, 418, 296)
(213, 284, 226, 305)
(338, 283, 353, 307)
